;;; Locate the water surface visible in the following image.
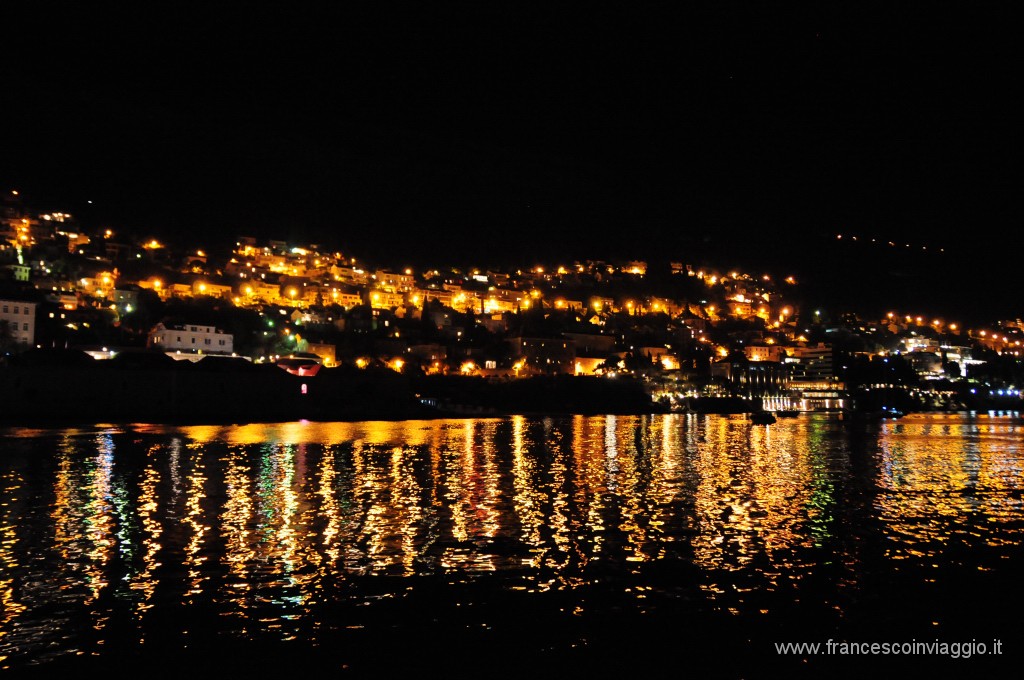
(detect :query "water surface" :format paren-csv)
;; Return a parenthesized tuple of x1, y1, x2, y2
(1, 413, 1021, 676)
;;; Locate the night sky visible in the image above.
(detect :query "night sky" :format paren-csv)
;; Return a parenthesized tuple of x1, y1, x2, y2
(3, 3, 1018, 314)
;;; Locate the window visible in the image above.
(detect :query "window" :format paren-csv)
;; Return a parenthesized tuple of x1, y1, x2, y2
(2, 306, 7, 313)
(23, 323, 29, 331)
(13, 307, 18, 314)
(218, 340, 225, 346)
(204, 339, 211, 345)
(191, 338, 196, 344)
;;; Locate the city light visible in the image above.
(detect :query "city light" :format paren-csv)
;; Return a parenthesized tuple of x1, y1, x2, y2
(2, 193, 1018, 423)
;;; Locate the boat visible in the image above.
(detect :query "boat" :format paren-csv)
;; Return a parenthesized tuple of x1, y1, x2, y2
(276, 354, 322, 376)
(775, 409, 800, 418)
(840, 406, 906, 422)
(750, 411, 777, 424)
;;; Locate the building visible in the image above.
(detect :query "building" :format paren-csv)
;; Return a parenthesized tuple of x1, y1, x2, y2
(305, 342, 337, 367)
(710, 357, 791, 409)
(788, 380, 847, 412)
(508, 336, 576, 375)
(374, 269, 416, 293)
(368, 289, 405, 310)
(786, 343, 835, 381)
(0, 298, 36, 347)
(745, 345, 786, 362)
(110, 287, 140, 314)
(320, 284, 363, 308)
(2, 263, 30, 282)
(148, 322, 234, 355)
(408, 343, 447, 372)
(192, 280, 233, 298)
(563, 331, 616, 354)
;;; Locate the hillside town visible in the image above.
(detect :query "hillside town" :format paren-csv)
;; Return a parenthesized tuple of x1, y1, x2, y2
(2, 189, 1022, 416)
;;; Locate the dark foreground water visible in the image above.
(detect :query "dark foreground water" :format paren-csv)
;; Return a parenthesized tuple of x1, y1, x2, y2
(1, 413, 1022, 678)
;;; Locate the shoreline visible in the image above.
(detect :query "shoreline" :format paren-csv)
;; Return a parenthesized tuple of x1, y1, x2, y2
(1, 408, 1018, 433)
(0, 362, 661, 426)
(3, 358, 1019, 429)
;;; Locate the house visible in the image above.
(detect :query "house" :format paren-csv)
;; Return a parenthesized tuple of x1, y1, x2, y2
(148, 322, 234, 356)
(415, 287, 455, 308)
(0, 298, 36, 347)
(745, 345, 786, 362)
(192, 280, 233, 299)
(374, 269, 416, 293)
(368, 289, 405, 310)
(408, 343, 447, 368)
(322, 284, 363, 308)
(240, 280, 281, 303)
(305, 342, 337, 367)
(2, 263, 30, 281)
(508, 336, 576, 375)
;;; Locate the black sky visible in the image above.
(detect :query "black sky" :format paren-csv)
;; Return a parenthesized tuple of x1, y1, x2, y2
(3, 3, 1019, 299)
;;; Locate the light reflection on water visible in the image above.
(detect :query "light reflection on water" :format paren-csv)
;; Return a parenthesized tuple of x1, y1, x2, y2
(1, 413, 1022, 671)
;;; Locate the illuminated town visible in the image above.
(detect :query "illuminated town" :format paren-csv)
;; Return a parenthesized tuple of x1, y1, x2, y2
(4, 2, 1021, 675)
(2, 188, 1020, 421)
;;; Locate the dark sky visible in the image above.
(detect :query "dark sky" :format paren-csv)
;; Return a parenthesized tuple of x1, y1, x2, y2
(3, 3, 1019, 302)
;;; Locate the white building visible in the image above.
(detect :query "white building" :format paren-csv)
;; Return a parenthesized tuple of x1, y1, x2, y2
(148, 322, 233, 355)
(0, 299, 36, 346)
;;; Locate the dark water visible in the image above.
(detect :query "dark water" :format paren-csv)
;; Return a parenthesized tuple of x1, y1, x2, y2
(1, 413, 1022, 678)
